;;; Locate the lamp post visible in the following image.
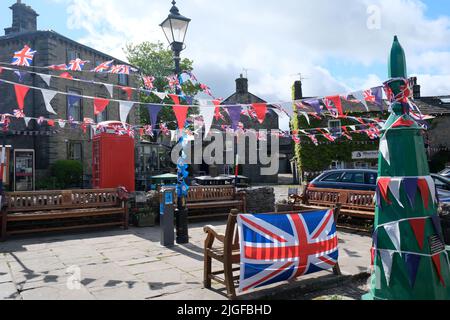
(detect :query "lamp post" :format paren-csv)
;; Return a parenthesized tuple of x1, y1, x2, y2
(160, 0, 191, 244)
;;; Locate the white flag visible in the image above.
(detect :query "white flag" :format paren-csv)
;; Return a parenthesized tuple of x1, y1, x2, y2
(424, 176, 438, 205)
(384, 222, 401, 253)
(352, 91, 369, 111)
(272, 109, 290, 133)
(119, 101, 134, 123)
(154, 92, 167, 100)
(389, 178, 404, 208)
(300, 112, 310, 125)
(349, 126, 357, 131)
(199, 100, 216, 138)
(58, 120, 66, 128)
(379, 134, 390, 165)
(40, 89, 57, 115)
(104, 84, 114, 98)
(379, 250, 395, 285)
(39, 74, 52, 87)
(24, 117, 32, 127)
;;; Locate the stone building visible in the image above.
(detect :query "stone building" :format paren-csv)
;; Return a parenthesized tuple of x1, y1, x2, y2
(0, 1, 140, 191)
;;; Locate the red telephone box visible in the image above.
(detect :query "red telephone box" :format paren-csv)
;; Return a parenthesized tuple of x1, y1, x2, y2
(92, 122, 135, 192)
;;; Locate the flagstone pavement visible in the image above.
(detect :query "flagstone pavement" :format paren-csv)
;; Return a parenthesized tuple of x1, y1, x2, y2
(0, 222, 372, 300)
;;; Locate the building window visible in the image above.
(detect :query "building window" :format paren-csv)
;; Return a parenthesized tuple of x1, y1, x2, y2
(328, 120, 342, 135)
(118, 74, 128, 86)
(67, 49, 79, 63)
(67, 89, 82, 121)
(330, 160, 345, 170)
(68, 142, 83, 162)
(95, 107, 108, 123)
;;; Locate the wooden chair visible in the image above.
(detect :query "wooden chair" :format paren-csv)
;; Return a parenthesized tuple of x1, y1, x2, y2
(203, 205, 342, 299)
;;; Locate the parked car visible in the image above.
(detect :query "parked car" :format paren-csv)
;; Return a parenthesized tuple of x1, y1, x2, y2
(431, 174, 450, 204)
(438, 167, 450, 178)
(308, 169, 378, 192)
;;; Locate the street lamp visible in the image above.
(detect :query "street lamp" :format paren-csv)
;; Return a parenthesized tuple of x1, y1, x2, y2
(160, 0, 191, 245)
(160, 0, 191, 88)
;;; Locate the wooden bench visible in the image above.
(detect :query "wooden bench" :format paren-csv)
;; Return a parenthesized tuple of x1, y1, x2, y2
(0, 189, 128, 241)
(203, 206, 342, 299)
(292, 187, 375, 219)
(187, 186, 246, 220)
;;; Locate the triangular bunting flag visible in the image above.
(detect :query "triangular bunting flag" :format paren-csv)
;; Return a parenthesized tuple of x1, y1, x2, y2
(379, 250, 395, 286)
(226, 105, 242, 131)
(169, 94, 180, 105)
(378, 177, 392, 204)
(199, 101, 215, 138)
(432, 254, 446, 287)
(384, 222, 401, 252)
(352, 91, 369, 111)
(104, 84, 114, 98)
(121, 87, 133, 100)
(403, 253, 421, 288)
(373, 228, 379, 249)
(39, 74, 52, 87)
(409, 219, 426, 250)
(173, 105, 189, 130)
(379, 135, 390, 165)
(372, 86, 384, 111)
(147, 104, 162, 129)
(252, 103, 268, 124)
(94, 98, 110, 115)
(325, 95, 343, 116)
(40, 89, 58, 115)
(417, 178, 430, 209)
(119, 101, 134, 123)
(58, 120, 66, 128)
(389, 178, 404, 208)
(403, 178, 419, 208)
(24, 117, 32, 127)
(424, 176, 438, 205)
(272, 109, 290, 133)
(303, 99, 322, 115)
(154, 92, 167, 100)
(392, 117, 415, 128)
(60, 72, 73, 80)
(300, 112, 310, 125)
(14, 84, 30, 110)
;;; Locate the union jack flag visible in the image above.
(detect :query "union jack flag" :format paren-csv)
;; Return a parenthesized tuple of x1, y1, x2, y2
(143, 76, 155, 90)
(323, 98, 338, 118)
(67, 58, 89, 71)
(237, 209, 338, 292)
(12, 45, 36, 67)
(307, 134, 319, 146)
(110, 65, 135, 75)
(93, 60, 113, 73)
(13, 109, 25, 118)
(48, 64, 68, 71)
(363, 89, 376, 103)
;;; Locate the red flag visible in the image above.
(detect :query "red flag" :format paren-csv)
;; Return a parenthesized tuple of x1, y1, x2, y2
(121, 86, 133, 100)
(325, 96, 343, 116)
(169, 94, 188, 130)
(213, 99, 222, 121)
(409, 219, 426, 250)
(60, 72, 73, 80)
(417, 178, 430, 209)
(47, 120, 55, 127)
(94, 98, 110, 115)
(432, 254, 446, 287)
(14, 84, 30, 110)
(252, 103, 267, 124)
(378, 178, 392, 204)
(392, 117, 415, 128)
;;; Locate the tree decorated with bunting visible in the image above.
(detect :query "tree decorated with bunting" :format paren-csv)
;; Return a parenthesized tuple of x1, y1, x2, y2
(364, 36, 450, 300)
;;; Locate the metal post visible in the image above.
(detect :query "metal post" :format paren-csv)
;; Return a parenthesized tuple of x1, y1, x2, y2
(160, 188, 175, 247)
(173, 46, 189, 245)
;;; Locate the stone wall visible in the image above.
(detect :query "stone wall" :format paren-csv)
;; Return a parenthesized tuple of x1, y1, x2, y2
(242, 187, 275, 214)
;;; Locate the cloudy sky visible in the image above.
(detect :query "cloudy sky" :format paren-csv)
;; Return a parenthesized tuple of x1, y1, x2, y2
(2, 0, 450, 101)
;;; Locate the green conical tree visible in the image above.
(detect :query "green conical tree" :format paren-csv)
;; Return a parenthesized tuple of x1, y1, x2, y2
(364, 36, 450, 300)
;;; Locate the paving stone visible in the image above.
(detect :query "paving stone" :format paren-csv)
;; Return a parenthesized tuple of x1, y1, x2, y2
(163, 255, 204, 273)
(90, 282, 162, 300)
(20, 284, 95, 300)
(0, 282, 19, 300)
(116, 257, 159, 267)
(152, 287, 227, 300)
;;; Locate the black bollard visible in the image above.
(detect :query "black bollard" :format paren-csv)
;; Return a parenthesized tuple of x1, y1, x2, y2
(160, 188, 175, 247)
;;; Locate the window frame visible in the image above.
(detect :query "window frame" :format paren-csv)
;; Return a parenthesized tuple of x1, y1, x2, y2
(67, 88, 83, 122)
(67, 141, 83, 162)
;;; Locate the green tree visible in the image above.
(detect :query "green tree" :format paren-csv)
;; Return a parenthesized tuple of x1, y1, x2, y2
(125, 41, 201, 131)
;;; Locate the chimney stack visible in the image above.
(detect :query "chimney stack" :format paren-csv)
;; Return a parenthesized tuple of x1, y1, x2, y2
(410, 76, 421, 100)
(5, 1, 39, 35)
(293, 80, 303, 100)
(236, 74, 248, 94)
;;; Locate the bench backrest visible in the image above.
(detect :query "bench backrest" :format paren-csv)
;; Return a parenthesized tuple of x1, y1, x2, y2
(4, 189, 122, 213)
(223, 206, 341, 259)
(306, 188, 375, 211)
(187, 186, 236, 203)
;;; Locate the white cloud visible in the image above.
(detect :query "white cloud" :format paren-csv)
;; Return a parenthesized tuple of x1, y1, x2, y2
(53, 0, 450, 100)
